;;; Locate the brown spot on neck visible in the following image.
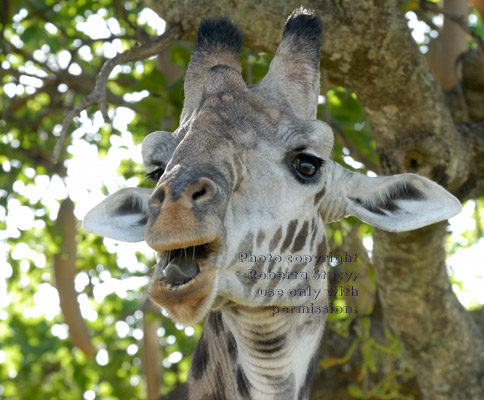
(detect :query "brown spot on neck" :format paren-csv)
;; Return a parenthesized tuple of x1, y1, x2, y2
(281, 220, 298, 253)
(269, 227, 283, 252)
(291, 220, 309, 252)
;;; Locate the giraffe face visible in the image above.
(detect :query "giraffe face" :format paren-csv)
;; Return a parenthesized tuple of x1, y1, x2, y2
(142, 85, 334, 323)
(83, 11, 461, 326)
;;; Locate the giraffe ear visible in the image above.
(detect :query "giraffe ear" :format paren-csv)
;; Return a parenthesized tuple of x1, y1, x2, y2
(82, 188, 152, 242)
(322, 162, 462, 232)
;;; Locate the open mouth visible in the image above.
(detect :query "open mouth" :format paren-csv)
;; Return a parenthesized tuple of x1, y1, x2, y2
(149, 240, 219, 325)
(159, 244, 210, 287)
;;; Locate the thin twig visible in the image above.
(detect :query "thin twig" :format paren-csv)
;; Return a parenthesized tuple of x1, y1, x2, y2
(96, 26, 182, 121)
(414, 8, 441, 31)
(329, 121, 380, 173)
(420, 0, 484, 53)
(454, 53, 470, 121)
(53, 26, 183, 163)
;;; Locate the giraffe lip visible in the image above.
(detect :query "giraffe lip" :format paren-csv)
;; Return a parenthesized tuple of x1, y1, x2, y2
(160, 244, 209, 287)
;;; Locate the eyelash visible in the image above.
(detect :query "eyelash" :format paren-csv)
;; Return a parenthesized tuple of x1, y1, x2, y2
(146, 167, 164, 181)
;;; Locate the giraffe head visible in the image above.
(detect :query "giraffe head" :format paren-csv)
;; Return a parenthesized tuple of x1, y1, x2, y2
(83, 9, 461, 325)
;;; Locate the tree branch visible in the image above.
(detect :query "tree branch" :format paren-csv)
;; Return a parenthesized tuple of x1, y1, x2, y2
(421, 0, 484, 53)
(53, 26, 183, 163)
(454, 121, 484, 200)
(54, 198, 94, 357)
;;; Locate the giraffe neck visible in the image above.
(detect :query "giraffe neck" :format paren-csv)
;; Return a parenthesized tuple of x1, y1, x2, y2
(186, 306, 325, 400)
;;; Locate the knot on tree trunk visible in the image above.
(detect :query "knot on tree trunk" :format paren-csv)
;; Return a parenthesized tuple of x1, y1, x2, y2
(377, 133, 452, 187)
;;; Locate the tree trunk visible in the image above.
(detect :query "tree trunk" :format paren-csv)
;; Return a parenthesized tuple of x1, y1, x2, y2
(373, 224, 484, 400)
(54, 198, 94, 357)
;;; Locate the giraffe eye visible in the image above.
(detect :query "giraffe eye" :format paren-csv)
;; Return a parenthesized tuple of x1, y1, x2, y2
(293, 154, 322, 181)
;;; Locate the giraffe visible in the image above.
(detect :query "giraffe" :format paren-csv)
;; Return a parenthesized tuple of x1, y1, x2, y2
(83, 9, 462, 399)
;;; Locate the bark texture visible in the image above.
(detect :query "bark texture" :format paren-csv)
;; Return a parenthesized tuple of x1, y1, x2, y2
(373, 223, 484, 400)
(140, 0, 484, 398)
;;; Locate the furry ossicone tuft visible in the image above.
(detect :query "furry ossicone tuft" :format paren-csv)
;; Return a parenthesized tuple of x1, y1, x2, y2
(195, 18, 243, 54)
(283, 8, 323, 46)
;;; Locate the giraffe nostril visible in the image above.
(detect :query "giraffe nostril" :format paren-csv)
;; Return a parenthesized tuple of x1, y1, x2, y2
(188, 178, 216, 204)
(192, 188, 207, 201)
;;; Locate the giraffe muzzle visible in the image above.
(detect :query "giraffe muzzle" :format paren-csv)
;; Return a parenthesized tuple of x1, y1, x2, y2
(144, 173, 227, 253)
